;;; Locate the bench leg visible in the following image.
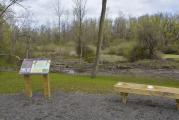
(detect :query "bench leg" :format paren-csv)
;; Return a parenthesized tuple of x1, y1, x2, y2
(120, 92, 128, 104)
(176, 99, 179, 110)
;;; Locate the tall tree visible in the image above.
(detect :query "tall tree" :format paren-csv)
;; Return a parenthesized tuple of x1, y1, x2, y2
(91, 0, 107, 78)
(61, 10, 70, 42)
(113, 15, 127, 39)
(137, 15, 161, 58)
(54, 0, 64, 42)
(19, 11, 34, 58)
(10, 17, 18, 56)
(73, 0, 87, 64)
(53, 0, 64, 57)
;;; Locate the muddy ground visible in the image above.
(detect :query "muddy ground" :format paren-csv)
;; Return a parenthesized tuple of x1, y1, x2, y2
(0, 91, 178, 120)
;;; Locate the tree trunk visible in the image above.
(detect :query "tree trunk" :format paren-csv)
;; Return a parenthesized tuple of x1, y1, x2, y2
(11, 28, 16, 56)
(149, 47, 154, 59)
(79, 18, 83, 64)
(91, 0, 107, 78)
(26, 36, 31, 59)
(0, 23, 3, 47)
(58, 16, 62, 57)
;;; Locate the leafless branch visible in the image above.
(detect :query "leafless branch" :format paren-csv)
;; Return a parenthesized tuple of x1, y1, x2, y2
(0, 0, 25, 18)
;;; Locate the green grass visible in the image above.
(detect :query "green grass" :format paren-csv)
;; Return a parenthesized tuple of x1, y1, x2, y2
(162, 54, 179, 61)
(0, 58, 16, 67)
(0, 72, 179, 94)
(100, 54, 127, 63)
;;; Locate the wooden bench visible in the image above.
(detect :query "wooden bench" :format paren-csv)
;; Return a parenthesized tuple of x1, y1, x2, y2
(114, 82, 179, 110)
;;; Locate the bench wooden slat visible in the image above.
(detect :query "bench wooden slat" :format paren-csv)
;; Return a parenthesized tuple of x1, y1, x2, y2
(114, 82, 179, 99)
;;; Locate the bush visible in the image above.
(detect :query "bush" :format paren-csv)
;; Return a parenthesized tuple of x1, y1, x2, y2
(117, 42, 136, 57)
(103, 41, 136, 57)
(162, 46, 179, 54)
(0, 55, 18, 67)
(82, 45, 96, 63)
(105, 46, 119, 55)
(127, 45, 148, 61)
(104, 40, 161, 62)
(100, 54, 127, 63)
(126, 44, 159, 62)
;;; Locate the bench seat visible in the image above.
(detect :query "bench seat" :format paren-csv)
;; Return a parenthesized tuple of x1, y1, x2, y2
(114, 82, 179, 110)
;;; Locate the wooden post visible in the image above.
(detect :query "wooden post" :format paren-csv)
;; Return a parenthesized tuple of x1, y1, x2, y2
(43, 74, 51, 98)
(176, 99, 179, 110)
(24, 75, 32, 97)
(120, 92, 128, 104)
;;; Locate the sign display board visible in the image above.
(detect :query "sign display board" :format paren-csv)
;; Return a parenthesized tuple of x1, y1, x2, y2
(19, 59, 51, 74)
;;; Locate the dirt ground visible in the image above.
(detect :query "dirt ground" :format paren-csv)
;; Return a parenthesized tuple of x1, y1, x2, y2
(0, 91, 179, 120)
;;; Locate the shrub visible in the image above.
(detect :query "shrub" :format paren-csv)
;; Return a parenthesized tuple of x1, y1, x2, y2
(82, 45, 96, 63)
(103, 41, 136, 57)
(105, 46, 119, 55)
(162, 45, 179, 54)
(126, 44, 159, 62)
(137, 17, 161, 59)
(117, 41, 136, 57)
(100, 54, 127, 63)
(0, 55, 18, 67)
(127, 45, 148, 61)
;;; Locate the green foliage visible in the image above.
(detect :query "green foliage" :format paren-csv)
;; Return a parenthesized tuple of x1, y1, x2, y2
(0, 22, 11, 53)
(14, 42, 26, 58)
(82, 45, 96, 63)
(32, 43, 77, 58)
(137, 15, 161, 59)
(0, 72, 179, 94)
(102, 19, 113, 49)
(0, 55, 18, 67)
(161, 43, 179, 54)
(126, 45, 148, 62)
(160, 15, 179, 52)
(117, 41, 137, 57)
(134, 59, 179, 69)
(100, 54, 127, 63)
(103, 41, 141, 62)
(1, 11, 179, 64)
(162, 54, 179, 61)
(104, 41, 136, 56)
(104, 46, 119, 55)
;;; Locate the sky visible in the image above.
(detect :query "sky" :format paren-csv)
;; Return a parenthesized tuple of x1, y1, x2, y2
(4, 0, 179, 26)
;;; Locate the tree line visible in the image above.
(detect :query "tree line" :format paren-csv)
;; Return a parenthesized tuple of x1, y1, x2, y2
(0, 0, 179, 64)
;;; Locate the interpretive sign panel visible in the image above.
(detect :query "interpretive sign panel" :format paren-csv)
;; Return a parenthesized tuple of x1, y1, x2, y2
(19, 59, 51, 74)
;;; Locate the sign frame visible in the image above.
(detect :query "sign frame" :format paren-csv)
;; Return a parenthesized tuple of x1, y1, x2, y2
(19, 58, 51, 98)
(19, 59, 51, 75)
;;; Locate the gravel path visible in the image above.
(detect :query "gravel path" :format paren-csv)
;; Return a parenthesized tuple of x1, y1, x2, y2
(0, 91, 179, 120)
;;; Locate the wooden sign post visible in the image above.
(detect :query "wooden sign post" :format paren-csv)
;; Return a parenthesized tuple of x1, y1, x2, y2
(43, 74, 51, 97)
(20, 59, 51, 98)
(24, 75, 32, 97)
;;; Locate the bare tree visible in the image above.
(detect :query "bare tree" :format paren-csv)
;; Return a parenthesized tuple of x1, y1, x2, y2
(62, 10, 70, 41)
(73, 0, 87, 64)
(53, 0, 64, 41)
(53, 0, 64, 57)
(91, 0, 107, 78)
(18, 10, 35, 58)
(0, 0, 24, 18)
(0, 0, 26, 58)
(9, 16, 18, 56)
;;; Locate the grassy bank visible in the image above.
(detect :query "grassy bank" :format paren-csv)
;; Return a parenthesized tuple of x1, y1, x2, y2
(0, 72, 179, 94)
(162, 54, 179, 61)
